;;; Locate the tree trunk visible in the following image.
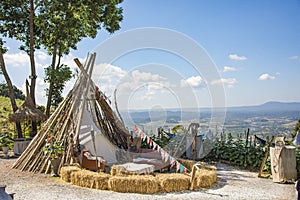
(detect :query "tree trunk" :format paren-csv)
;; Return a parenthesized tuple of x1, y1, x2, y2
(45, 44, 57, 117)
(29, 0, 37, 136)
(0, 51, 23, 138)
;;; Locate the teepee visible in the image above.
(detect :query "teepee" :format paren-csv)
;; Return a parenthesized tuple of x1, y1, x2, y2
(12, 53, 131, 173)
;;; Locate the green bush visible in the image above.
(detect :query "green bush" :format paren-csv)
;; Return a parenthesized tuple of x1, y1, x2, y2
(140, 129, 275, 173)
(0, 131, 13, 148)
(207, 132, 268, 171)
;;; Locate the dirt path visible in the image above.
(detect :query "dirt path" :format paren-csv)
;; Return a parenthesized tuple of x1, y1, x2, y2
(0, 156, 296, 200)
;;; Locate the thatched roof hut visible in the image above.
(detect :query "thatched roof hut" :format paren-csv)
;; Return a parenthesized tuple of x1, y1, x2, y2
(9, 80, 47, 123)
(9, 99, 47, 122)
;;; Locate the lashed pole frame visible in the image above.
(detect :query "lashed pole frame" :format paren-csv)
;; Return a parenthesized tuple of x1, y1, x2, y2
(12, 54, 95, 173)
(74, 57, 130, 149)
(72, 54, 96, 148)
(12, 53, 130, 174)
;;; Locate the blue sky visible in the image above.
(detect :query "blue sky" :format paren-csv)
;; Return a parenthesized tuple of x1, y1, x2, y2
(1, 0, 300, 109)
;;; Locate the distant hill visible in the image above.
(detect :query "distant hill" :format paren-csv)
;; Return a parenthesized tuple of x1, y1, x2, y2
(227, 101, 300, 112)
(121, 101, 300, 125)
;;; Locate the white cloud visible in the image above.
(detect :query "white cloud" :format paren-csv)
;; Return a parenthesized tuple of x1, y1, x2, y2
(223, 66, 237, 73)
(180, 76, 204, 88)
(36, 51, 48, 62)
(258, 73, 275, 81)
(92, 64, 171, 100)
(92, 63, 127, 94)
(93, 63, 126, 79)
(3, 50, 52, 70)
(2, 50, 86, 106)
(21, 77, 48, 106)
(117, 69, 174, 101)
(61, 79, 76, 99)
(3, 52, 30, 67)
(147, 83, 167, 92)
(131, 70, 167, 82)
(229, 54, 247, 61)
(289, 55, 299, 60)
(145, 83, 166, 96)
(61, 54, 84, 70)
(211, 78, 237, 88)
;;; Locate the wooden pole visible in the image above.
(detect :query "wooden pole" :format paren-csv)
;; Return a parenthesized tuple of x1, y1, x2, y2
(73, 54, 96, 147)
(258, 136, 274, 177)
(189, 164, 200, 190)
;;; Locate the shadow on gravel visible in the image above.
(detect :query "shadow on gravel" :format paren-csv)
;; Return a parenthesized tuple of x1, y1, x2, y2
(0, 155, 19, 159)
(206, 163, 257, 192)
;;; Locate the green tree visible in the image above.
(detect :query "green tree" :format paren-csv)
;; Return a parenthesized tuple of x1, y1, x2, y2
(0, 83, 25, 100)
(0, 0, 40, 104)
(0, 0, 123, 133)
(293, 119, 300, 137)
(0, 0, 42, 136)
(171, 125, 185, 134)
(44, 64, 73, 109)
(35, 0, 123, 116)
(0, 39, 23, 137)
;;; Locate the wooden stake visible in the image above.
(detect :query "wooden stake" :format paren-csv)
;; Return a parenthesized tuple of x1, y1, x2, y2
(258, 136, 274, 177)
(189, 164, 200, 190)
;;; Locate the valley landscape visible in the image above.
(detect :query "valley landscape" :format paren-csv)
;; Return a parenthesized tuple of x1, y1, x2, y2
(122, 101, 300, 139)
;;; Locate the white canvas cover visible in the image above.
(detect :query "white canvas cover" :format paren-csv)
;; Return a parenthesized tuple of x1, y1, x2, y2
(78, 105, 118, 165)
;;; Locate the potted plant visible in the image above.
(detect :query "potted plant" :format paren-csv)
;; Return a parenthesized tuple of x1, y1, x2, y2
(0, 132, 13, 158)
(43, 135, 64, 176)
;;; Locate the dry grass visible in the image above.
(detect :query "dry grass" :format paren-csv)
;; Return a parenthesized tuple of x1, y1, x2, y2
(108, 175, 159, 194)
(156, 173, 190, 192)
(70, 169, 111, 190)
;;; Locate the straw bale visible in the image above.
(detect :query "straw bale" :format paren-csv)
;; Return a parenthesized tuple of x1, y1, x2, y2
(108, 175, 159, 194)
(70, 169, 111, 190)
(110, 164, 137, 176)
(192, 168, 217, 190)
(177, 159, 216, 172)
(156, 173, 190, 192)
(197, 162, 217, 171)
(177, 159, 196, 171)
(60, 166, 81, 182)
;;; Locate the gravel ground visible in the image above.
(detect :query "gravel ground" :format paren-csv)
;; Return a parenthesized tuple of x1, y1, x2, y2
(0, 154, 296, 200)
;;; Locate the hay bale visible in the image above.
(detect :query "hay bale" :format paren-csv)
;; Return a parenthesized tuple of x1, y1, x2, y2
(108, 175, 159, 194)
(60, 166, 81, 182)
(177, 159, 216, 172)
(177, 159, 196, 171)
(110, 165, 137, 176)
(156, 173, 190, 192)
(70, 169, 111, 190)
(191, 168, 217, 190)
(197, 162, 217, 171)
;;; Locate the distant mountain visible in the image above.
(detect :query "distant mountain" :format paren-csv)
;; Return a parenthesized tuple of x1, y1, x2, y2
(120, 101, 300, 124)
(227, 101, 300, 112)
